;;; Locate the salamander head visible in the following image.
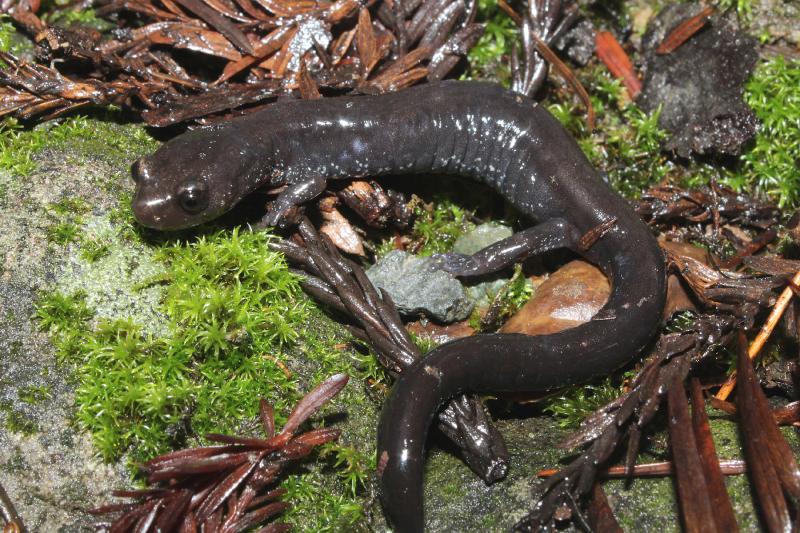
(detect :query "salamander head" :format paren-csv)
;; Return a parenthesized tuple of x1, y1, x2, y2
(131, 131, 268, 231)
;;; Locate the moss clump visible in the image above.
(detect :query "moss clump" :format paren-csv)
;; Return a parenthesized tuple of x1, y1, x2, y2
(548, 69, 672, 198)
(35, 225, 377, 530)
(281, 471, 366, 532)
(717, 0, 754, 22)
(0, 400, 39, 434)
(0, 14, 34, 56)
(43, 7, 113, 31)
(0, 116, 97, 176)
(377, 197, 476, 257)
(37, 229, 344, 461)
(541, 372, 631, 429)
(18, 385, 51, 405)
(467, 0, 517, 84)
(0, 115, 157, 178)
(740, 56, 800, 207)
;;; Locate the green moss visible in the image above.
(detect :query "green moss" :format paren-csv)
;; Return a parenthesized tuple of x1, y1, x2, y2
(34, 290, 94, 340)
(379, 198, 476, 257)
(44, 7, 113, 31)
(0, 14, 33, 56)
(541, 372, 630, 429)
(79, 237, 111, 262)
(281, 470, 366, 531)
(35, 223, 382, 530)
(46, 220, 82, 244)
(0, 15, 16, 53)
(739, 56, 800, 207)
(38, 229, 312, 460)
(548, 69, 672, 198)
(320, 442, 374, 496)
(0, 116, 94, 176)
(18, 385, 51, 405)
(0, 115, 157, 178)
(0, 400, 39, 435)
(467, 0, 517, 84)
(468, 264, 532, 331)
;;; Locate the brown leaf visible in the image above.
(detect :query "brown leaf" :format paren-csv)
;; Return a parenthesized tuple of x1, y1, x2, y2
(689, 378, 739, 532)
(586, 483, 622, 533)
(217, 25, 297, 83)
(195, 459, 260, 521)
(744, 256, 800, 277)
(355, 7, 379, 77)
(419, 0, 464, 50)
(319, 200, 365, 256)
(148, 23, 243, 61)
(229, 0, 271, 20)
(297, 61, 322, 99)
(204, 433, 273, 447)
(141, 81, 280, 126)
(143, 445, 245, 470)
(326, 0, 359, 23)
(501, 260, 609, 336)
(329, 27, 356, 65)
(225, 502, 289, 532)
(259, 399, 275, 438)
(147, 451, 261, 482)
(170, 0, 254, 54)
(152, 489, 193, 532)
(667, 375, 720, 533)
(365, 46, 431, 93)
(280, 373, 348, 436)
(656, 6, 715, 55)
(250, 0, 319, 17)
(735, 331, 793, 532)
(595, 30, 641, 98)
(406, 320, 475, 345)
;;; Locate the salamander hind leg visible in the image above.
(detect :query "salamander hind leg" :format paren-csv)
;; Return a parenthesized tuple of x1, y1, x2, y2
(260, 175, 328, 228)
(434, 218, 582, 278)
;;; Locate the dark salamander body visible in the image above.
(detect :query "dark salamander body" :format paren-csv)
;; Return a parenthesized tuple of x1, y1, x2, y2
(131, 81, 666, 532)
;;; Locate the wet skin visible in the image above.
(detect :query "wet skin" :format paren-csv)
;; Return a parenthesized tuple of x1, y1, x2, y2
(131, 81, 666, 532)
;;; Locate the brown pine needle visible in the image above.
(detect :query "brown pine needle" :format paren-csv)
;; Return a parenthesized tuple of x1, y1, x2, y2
(656, 6, 715, 55)
(689, 378, 739, 532)
(716, 268, 800, 401)
(667, 375, 719, 532)
(594, 31, 641, 99)
(586, 483, 622, 533)
(537, 459, 747, 479)
(497, 0, 522, 26)
(533, 36, 595, 130)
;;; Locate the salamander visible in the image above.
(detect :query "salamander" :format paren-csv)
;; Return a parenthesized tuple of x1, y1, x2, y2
(131, 80, 667, 532)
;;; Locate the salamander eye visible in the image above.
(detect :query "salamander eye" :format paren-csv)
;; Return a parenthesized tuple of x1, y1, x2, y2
(177, 181, 209, 214)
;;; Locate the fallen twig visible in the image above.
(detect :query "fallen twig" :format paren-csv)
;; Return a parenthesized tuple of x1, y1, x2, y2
(716, 268, 800, 401)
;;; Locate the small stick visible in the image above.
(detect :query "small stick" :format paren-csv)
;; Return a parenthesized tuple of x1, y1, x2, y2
(716, 268, 800, 401)
(497, 0, 522, 26)
(537, 459, 747, 479)
(534, 36, 595, 130)
(0, 482, 26, 533)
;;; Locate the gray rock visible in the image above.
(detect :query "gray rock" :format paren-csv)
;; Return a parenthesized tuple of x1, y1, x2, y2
(453, 222, 514, 308)
(638, 5, 759, 157)
(366, 250, 473, 323)
(0, 150, 135, 531)
(452, 222, 513, 256)
(748, 0, 800, 45)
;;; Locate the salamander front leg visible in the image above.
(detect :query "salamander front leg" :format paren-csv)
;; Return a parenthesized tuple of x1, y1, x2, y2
(434, 217, 582, 277)
(260, 175, 328, 228)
